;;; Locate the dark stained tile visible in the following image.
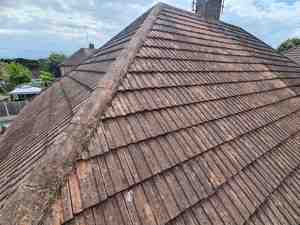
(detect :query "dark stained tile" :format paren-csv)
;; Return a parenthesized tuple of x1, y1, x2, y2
(4, 3, 300, 225)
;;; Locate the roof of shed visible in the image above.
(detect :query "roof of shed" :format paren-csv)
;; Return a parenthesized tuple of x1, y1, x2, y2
(285, 45, 300, 65)
(61, 48, 98, 66)
(1, 3, 300, 225)
(9, 85, 42, 95)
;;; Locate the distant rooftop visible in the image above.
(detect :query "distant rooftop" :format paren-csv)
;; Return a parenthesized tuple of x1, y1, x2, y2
(61, 47, 98, 67)
(9, 84, 42, 95)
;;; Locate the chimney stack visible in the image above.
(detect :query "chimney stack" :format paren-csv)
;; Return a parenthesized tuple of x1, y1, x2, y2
(194, 0, 224, 20)
(89, 43, 95, 49)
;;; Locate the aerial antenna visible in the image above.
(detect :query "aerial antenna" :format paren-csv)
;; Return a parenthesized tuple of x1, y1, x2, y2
(221, 0, 225, 15)
(192, 0, 196, 13)
(85, 25, 89, 46)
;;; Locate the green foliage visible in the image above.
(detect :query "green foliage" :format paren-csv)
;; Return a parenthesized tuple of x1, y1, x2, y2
(38, 59, 50, 72)
(0, 62, 9, 81)
(0, 58, 39, 69)
(40, 53, 66, 77)
(49, 53, 66, 65)
(0, 87, 6, 95)
(0, 63, 12, 94)
(277, 38, 300, 53)
(40, 71, 54, 87)
(1, 52, 67, 80)
(6, 63, 32, 87)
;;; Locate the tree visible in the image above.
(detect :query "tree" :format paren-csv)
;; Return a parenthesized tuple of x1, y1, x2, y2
(49, 53, 66, 65)
(48, 53, 66, 77)
(6, 63, 32, 87)
(0, 63, 9, 81)
(40, 71, 54, 87)
(38, 58, 50, 72)
(0, 63, 10, 94)
(277, 38, 300, 53)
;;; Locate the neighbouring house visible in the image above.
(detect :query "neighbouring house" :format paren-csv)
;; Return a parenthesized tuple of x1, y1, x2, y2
(2, 1, 300, 225)
(9, 84, 42, 101)
(60, 44, 98, 76)
(284, 45, 300, 65)
(30, 64, 41, 79)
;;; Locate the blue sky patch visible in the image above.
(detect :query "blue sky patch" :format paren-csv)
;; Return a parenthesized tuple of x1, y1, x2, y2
(0, 0, 299, 59)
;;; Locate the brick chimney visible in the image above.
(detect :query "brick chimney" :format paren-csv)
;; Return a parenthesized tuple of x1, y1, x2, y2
(194, 0, 224, 20)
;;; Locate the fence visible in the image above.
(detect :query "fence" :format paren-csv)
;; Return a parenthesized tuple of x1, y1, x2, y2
(0, 101, 26, 117)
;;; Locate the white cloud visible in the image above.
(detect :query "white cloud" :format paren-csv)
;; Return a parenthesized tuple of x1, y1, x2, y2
(1, 0, 299, 58)
(0, 29, 31, 35)
(0, 0, 97, 41)
(223, 0, 300, 47)
(225, 0, 300, 22)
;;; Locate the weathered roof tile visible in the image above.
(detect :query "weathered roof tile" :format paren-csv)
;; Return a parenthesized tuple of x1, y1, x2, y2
(2, 3, 300, 225)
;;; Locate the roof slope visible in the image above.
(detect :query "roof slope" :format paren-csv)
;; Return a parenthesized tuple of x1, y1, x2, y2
(285, 45, 300, 65)
(0, 6, 150, 223)
(61, 48, 98, 66)
(2, 3, 300, 225)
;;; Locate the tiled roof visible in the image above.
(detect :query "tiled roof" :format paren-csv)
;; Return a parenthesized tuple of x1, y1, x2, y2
(61, 48, 98, 66)
(285, 45, 300, 65)
(1, 3, 300, 225)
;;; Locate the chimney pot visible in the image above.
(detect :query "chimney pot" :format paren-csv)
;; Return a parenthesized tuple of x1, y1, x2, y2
(89, 43, 95, 49)
(195, 0, 223, 20)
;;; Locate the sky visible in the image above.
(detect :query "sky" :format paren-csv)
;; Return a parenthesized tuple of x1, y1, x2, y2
(0, 0, 299, 59)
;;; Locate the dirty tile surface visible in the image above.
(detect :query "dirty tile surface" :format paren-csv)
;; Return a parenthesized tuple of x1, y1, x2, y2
(1, 3, 300, 225)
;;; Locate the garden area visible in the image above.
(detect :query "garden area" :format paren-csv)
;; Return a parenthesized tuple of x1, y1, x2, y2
(0, 53, 66, 97)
